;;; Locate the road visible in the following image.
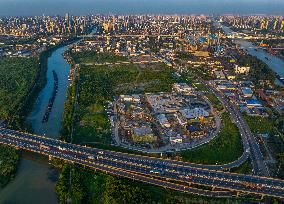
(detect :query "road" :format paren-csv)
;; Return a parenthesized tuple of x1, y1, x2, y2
(111, 102, 222, 154)
(78, 33, 284, 41)
(111, 93, 249, 171)
(205, 81, 269, 177)
(0, 127, 283, 198)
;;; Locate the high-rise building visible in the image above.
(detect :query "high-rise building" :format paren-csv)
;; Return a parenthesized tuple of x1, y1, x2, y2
(65, 13, 70, 21)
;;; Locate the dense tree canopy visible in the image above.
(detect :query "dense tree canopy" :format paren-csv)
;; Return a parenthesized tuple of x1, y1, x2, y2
(0, 57, 39, 120)
(0, 145, 19, 187)
(0, 56, 39, 187)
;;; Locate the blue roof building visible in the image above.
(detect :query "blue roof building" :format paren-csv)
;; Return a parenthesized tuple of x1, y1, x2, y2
(242, 87, 253, 98)
(245, 99, 262, 107)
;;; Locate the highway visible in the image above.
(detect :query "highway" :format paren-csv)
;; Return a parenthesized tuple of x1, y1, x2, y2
(205, 81, 269, 177)
(0, 127, 284, 198)
(78, 34, 284, 41)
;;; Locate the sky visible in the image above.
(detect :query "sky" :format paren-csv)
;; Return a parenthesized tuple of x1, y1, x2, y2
(0, 0, 283, 16)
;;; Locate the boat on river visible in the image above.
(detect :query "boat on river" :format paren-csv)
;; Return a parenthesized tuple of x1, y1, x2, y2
(42, 70, 58, 123)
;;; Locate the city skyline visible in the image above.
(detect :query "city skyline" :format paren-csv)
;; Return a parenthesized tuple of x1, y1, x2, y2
(0, 0, 284, 16)
(0, 0, 284, 203)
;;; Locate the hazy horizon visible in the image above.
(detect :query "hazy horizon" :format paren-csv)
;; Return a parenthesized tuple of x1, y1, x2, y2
(0, 0, 283, 16)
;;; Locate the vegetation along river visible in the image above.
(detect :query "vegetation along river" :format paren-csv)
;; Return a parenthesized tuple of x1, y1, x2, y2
(0, 45, 71, 204)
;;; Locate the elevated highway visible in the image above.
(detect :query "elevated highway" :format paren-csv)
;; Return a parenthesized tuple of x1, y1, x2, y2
(0, 128, 284, 198)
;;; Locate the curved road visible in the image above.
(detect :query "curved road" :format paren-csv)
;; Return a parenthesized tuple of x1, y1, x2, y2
(111, 82, 250, 171)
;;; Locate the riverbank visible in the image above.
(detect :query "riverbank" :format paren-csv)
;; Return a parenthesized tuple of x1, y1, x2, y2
(0, 38, 78, 187)
(216, 21, 284, 84)
(0, 145, 19, 188)
(21, 37, 79, 129)
(0, 37, 78, 203)
(0, 56, 40, 187)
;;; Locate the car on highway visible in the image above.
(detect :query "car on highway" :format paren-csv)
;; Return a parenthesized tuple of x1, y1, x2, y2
(150, 169, 164, 174)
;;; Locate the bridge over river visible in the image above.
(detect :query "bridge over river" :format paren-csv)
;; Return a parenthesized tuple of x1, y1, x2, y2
(0, 127, 284, 199)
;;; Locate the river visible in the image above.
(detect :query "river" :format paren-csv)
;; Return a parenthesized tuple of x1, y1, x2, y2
(215, 21, 284, 86)
(0, 45, 71, 204)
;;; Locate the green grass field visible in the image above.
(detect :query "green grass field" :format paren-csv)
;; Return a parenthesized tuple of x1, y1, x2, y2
(72, 57, 176, 146)
(243, 114, 274, 134)
(180, 113, 243, 164)
(71, 51, 128, 64)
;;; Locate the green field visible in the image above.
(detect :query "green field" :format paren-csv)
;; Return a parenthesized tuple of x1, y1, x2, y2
(243, 114, 274, 134)
(63, 55, 176, 145)
(230, 160, 252, 174)
(205, 93, 223, 111)
(71, 51, 128, 64)
(180, 113, 243, 164)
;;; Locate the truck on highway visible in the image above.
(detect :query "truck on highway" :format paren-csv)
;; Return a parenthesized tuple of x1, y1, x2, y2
(40, 144, 50, 150)
(87, 153, 97, 160)
(242, 181, 263, 189)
